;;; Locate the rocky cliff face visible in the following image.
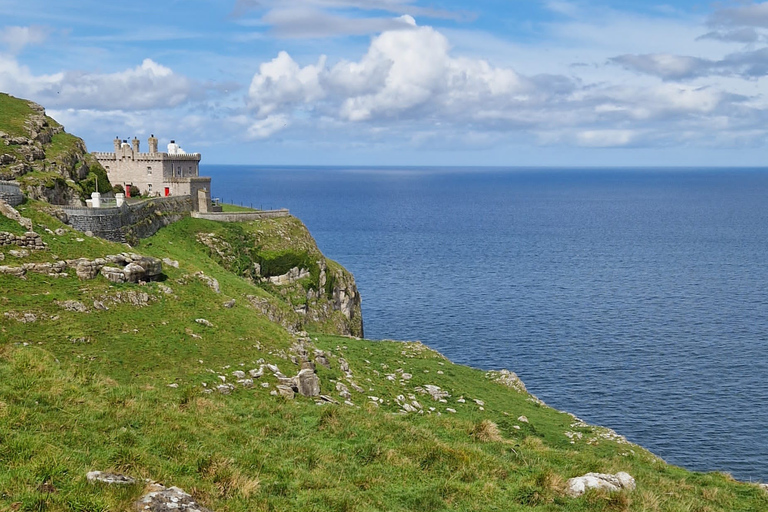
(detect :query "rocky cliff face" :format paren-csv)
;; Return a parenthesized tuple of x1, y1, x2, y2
(0, 93, 104, 205)
(195, 218, 364, 337)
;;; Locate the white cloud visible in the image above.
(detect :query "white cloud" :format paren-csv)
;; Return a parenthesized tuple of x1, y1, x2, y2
(612, 48, 768, 80)
(263, 9, 418, 38)
(247, 51, 326, 117)
(0, 25, 51, 53)
(243, 18, 764, 150)
(0, 56, 200, 110)
(248, 23, 567, 125)
(247, 114, 291, 139)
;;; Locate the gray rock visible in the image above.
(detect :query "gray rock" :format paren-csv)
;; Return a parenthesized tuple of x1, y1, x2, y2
(276, 385, 295, 399)
(336, 382, 351, 399)
(162, 257, 180, 268)
(9, 249, 29, 258)
(101, 266, 127, 283)
(237, 378, 254, 388)
(134, 484, 213, 512)
(223, 299, 236, 308)
(296, 368, 320, 397)
(123, 262, 147, 283)
(86, 471, 135, 485)
(195, 318, 214, 327)
(216, 384, 233, 395)
(232, 370, 246, 379)
(566, 472, 636, 497)
(249, 366, 264, 378)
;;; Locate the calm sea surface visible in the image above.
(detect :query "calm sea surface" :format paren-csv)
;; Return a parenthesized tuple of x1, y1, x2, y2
(204, 166, 768, 481)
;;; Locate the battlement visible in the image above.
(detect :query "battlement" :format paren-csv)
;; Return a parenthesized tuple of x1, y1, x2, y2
(92, 152, 201, 162)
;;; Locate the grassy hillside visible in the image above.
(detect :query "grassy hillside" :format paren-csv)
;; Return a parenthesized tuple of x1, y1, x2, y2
(0, 93, 108, 204)
(0, 201, 766, 511)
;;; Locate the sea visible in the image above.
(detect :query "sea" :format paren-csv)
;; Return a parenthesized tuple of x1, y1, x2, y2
(203, 165, 768, 482)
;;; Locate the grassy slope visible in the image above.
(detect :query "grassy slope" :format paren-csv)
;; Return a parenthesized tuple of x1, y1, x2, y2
(0, 94, 107, 200)
(0, 92, 36, 138)
(0, 203, 766, 512)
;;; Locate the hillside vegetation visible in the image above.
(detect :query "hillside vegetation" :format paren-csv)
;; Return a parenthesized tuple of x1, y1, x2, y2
(0, 93, 108, 204)
(0, 199, 766, 512)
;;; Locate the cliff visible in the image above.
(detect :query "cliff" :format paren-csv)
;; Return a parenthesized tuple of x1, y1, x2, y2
(0, 93, 109, 205)
(0, 97, 766, 512)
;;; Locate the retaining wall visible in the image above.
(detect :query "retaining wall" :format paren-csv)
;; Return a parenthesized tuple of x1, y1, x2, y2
(0, 181, 23, 207)
(191, 209, 290, 222)
(62, 195, 193, 243)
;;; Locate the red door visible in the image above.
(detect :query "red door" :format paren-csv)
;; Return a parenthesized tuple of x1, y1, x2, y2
(164, 187, 170, 197)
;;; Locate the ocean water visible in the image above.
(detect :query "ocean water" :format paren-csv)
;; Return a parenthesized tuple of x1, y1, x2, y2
(204, 165, 768, 482)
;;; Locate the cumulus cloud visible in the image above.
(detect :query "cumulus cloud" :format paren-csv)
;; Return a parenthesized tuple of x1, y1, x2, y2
(248, 22, 576, 127)
(0, 57, 200, 110)
(241, 15, 768, 151)
(0, 25, 51, 53)
(248, 51, 327, 117)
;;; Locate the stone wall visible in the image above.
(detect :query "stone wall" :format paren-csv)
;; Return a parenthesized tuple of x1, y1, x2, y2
(62, 195, 193, 243)
(191, 209, 290, 222)
(0, 181, 23, 207)
(0, 231, 46, 250)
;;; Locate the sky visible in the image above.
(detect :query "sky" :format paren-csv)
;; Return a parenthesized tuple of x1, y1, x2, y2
(1, 0, 768, 166)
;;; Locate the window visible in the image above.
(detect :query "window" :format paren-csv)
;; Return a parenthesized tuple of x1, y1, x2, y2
(148, 184, 153, 193)
(147, 166, 152, 175)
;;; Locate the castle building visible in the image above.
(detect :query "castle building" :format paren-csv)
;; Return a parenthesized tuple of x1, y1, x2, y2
(92, 135, 212, 211)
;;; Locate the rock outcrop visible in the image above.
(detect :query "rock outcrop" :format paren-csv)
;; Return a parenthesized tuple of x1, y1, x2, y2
(566, 472, 636, 497)
(0, 93, 107, 205)
(135, 484, 214, 512)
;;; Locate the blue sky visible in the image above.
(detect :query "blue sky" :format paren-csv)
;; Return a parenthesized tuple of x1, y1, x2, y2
(2, 0, 768, 166)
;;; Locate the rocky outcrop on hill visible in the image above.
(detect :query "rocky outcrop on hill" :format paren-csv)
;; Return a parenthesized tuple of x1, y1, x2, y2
(196, 220, 363, 337)
(0, 93, 106, 205)
(0, 252, 163, 282)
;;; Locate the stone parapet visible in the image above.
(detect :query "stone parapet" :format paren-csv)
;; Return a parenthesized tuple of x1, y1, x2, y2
(191, 209, 290, 222)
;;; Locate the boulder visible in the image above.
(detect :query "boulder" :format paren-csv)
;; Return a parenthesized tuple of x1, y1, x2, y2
(276, 385, 295, 399)
(101, 266, 127, 283)
(123, 263, 147, 283)
(566, 472, 636, 497)
(134, 257, 162, 278)
(295, 369, 320, 397)
(134, 484, 213, 512)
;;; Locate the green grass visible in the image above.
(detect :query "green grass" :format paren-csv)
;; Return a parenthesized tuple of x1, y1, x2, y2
(0, 93, 36, 138)
(0, 203, 767, 511)
(45, 133, 82, 162)
(220, 203, 258, 213)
